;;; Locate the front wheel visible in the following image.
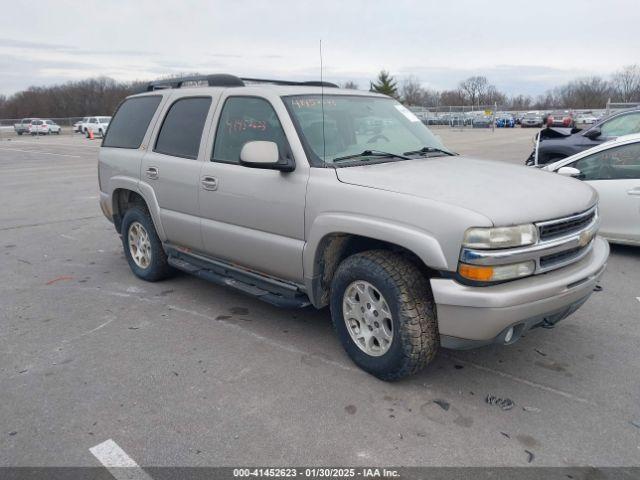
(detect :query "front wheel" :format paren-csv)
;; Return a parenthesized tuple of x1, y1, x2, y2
(330, 250, 439, 381)
(121, 206, 174, 282)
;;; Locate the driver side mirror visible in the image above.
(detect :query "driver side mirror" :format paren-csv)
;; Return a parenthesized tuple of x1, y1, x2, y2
(557, 166, 583, 179)
(239, 141, 295, 172)
(584, 127, 601, 140)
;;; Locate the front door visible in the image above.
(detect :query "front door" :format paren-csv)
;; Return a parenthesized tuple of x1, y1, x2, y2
(572, 141, 640, 243)
(198, 95, 308, 282)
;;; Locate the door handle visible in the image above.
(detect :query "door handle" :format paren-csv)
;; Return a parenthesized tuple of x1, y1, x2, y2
(145, 166, 159, 180)
(201, 176, 218, 191)
(627, 187, 640, 197)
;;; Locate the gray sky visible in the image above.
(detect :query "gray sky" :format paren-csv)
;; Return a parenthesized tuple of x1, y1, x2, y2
(1, 0, 638, 96)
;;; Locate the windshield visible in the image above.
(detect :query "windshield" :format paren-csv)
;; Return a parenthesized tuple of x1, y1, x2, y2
(283, 94, 446, 165)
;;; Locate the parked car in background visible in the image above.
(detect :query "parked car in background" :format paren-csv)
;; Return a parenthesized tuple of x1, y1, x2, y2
(74, 117, 88, 133)
(544, 111, 575, 128)
(472, 115, 492, 128)
(83, 116, 111, 137)
(576, 113, 598, 125)
(44, 120, 61, 135)
(526, 108, 640, 165)
(544, 133, 640, 246)
(28, 119, 49, 135)
(521, 111, 543, 128)
(13, 118, 35, 135)
(495, 114, 515, 128)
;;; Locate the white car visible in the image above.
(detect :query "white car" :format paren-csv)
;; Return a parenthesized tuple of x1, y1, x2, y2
(83, 116, 111, 137)
(28, 119, 48, 135)
(576, 114, 598, 125)
(74, 117, 88, 133)
(44, 120, 61, 134)
(545, 133, 640, 246)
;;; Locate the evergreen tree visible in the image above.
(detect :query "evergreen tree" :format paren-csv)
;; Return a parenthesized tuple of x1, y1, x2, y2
(370, 70, 398, 98)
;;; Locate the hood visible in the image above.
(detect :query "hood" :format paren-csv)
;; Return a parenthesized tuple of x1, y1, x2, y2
(335, 156, 597, 226)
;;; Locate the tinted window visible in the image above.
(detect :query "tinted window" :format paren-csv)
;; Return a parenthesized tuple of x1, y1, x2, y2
(155, 97, 212, 159)
(212, 97, 288, 164)
(600, 112, 640, 137)
(103, 96, 162, 149)
(573, 142, 640, 180)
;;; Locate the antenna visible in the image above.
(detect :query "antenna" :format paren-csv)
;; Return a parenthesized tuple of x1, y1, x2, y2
(320, 39, 326, 162)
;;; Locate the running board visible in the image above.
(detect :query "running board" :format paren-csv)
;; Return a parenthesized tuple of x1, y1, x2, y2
(166, 250, 310, 309)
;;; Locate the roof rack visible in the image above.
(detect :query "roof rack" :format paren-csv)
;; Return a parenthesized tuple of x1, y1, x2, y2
(146, 74, 339, 91)
(241, 77, 339, 88)
(146, 74, 245, 91)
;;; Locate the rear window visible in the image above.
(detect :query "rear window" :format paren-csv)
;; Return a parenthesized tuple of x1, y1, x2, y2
(154, 97, 212, 160)
(103, 96, 162, 149)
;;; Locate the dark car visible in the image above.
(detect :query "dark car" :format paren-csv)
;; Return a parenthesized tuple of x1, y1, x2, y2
(526, 108, 640, 165)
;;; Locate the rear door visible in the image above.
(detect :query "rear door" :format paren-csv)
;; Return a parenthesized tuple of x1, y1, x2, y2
(570, 142, 640, 243)
(198, 94, 308, 282)
(140, 94, 218, 252)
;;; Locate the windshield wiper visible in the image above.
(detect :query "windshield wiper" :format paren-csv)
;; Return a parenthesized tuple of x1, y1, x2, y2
(403, 146, 456, 157)
(332, 150, 409, 163)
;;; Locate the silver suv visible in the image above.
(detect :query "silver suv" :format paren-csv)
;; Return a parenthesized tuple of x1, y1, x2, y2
(98, 74, 609, 380)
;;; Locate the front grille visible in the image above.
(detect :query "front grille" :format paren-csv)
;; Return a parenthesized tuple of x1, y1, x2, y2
(539, 246, 583, 268)
(538, 208, 596, 241)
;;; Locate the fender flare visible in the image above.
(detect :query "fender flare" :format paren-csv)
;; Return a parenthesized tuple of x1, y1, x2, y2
(109, 177, 167, 241)
(303, 213, 449, 305)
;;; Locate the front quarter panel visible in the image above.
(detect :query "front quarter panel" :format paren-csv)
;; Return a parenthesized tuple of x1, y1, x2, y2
(303, 168, 493, 283)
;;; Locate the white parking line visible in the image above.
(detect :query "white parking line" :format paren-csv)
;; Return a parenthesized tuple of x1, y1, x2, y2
(89, 439, 154, 480)
(0, 146, 81, 158)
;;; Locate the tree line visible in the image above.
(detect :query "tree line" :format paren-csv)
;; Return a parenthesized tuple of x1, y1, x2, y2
(368, 64, 640, 110)
(1, 65, 639, 118)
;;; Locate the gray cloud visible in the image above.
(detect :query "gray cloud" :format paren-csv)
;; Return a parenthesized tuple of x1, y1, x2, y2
(0, 0, 638, 96)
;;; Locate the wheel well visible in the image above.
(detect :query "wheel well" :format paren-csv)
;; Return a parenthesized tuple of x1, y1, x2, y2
(112, 189, 147, 233)
(311, 233, 437, 308)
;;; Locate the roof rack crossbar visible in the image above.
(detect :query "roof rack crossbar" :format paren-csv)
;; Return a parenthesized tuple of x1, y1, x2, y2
(241, 77, 339, 88)
(146, 74, 245, 91)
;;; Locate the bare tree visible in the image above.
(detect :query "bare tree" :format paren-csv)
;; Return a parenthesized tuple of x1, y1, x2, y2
(440, 88, 467, 106)
(400, 76, 425, 106)
(611, 64, 640, 103)
(343, 81, 359, 90)
(459, 76, 488, 106)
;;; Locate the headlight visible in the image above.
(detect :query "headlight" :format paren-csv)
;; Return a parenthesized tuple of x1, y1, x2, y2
(459, 261, 535, 282)
(463, 224, 538, 249)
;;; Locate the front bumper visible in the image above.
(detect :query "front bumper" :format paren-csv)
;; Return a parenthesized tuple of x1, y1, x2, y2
(431, 236, 609, 349)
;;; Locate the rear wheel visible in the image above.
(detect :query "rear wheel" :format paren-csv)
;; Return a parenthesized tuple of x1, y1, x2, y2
(330, 250, 439, 381)
(121, 206, 174, 282)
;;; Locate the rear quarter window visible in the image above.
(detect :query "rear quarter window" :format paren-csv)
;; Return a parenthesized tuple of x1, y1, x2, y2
(103, 96, 162, 149)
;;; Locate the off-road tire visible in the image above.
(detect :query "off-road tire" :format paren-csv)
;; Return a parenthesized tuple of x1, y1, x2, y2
(121, 206, 174, 282)
(330, 250, 439, 381)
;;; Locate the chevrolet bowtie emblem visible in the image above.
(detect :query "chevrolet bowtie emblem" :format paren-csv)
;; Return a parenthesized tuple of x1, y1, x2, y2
(579, 229, 594, 247)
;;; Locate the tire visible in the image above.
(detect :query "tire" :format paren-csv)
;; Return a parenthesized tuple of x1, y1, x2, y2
(17, 131, 23, 136)
(120, 206, 174, 282)
(330, 250, 439, 381)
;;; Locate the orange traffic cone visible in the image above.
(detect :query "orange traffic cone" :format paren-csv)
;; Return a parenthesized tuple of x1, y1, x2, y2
(88, 129, 94, 140)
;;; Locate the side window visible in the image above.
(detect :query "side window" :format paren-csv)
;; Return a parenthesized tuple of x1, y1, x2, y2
(212, 97, 288, 164)
(573, 143, 640, 180)
(600, 112, 640, 137)
(155, 97, 212, 160)
(90, 118, 97, 124)
(103, 96, 162, 149)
